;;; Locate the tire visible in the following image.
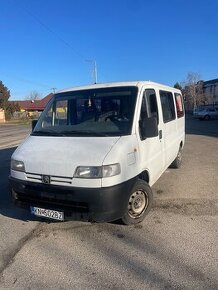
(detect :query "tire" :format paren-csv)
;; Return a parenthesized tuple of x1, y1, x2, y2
(204, 115, 210, 120)
(121, 179, 153, 225)
(170, 146, 183, 169)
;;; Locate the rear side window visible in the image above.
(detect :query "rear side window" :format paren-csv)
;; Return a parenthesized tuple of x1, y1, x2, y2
(159, 90, 176, 123)
(174, 93, 184, 118)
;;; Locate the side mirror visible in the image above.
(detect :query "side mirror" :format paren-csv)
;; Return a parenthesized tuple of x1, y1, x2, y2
(139, 116, 158, 139)
(32, 119, 38, 132)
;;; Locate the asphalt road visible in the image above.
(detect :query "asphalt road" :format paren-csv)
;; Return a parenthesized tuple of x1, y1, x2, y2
(0, 118, 217, 290)
(0, 123, 30, 149)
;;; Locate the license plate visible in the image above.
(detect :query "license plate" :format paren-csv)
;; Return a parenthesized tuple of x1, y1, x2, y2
(30, 206, 64, 221)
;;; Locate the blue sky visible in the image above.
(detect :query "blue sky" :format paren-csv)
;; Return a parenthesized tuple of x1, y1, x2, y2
(0, 0, 218, 100)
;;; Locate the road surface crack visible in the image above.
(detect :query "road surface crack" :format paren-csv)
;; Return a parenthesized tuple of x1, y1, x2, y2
(0, 223, 43, 280)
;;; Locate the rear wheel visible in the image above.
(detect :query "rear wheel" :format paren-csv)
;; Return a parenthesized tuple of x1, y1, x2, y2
(170, 146, 183, 169)
(121, 179, 153, 225)
(204, 115, 210, 120)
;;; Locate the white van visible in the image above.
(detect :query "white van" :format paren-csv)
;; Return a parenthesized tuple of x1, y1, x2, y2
(10, 81, 185, 224)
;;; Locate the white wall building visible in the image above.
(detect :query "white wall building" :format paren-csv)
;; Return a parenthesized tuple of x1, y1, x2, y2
(203, 79, 218, 104)
(0, 109, 5, 123)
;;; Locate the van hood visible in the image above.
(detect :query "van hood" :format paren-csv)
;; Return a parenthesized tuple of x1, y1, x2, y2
(12, 135, 120, 177)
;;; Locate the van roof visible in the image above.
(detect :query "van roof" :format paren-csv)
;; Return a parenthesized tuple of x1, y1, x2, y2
(57, 81, 181, 94)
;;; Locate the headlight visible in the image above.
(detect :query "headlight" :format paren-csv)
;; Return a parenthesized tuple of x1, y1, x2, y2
(102, 164, 121, 177)
(11, 159, 25, 172)
(74, 163, 121, 179)
(74, 166, 102, 178)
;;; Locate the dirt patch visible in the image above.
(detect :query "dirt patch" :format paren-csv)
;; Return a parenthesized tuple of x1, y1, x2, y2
(153, 198, 218, 216)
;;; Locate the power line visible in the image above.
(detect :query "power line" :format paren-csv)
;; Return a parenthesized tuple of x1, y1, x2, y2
(51, 88, 57, 93)
(10, 89, 52, 96)
(12, 0, 98, 83)
(13, 0, 87, 61)
(0, 71, 52, 89)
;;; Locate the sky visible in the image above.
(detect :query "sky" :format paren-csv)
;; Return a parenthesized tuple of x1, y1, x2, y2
(0, 0, 218, 100)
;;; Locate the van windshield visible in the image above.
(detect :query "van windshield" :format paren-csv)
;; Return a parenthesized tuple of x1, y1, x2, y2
(32, 86, 138, 137)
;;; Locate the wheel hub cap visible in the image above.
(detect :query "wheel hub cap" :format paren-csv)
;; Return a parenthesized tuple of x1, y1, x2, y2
(128, 190, 148, 218)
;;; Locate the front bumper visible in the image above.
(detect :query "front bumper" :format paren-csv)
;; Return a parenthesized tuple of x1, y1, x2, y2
(9, 176, 136, 222)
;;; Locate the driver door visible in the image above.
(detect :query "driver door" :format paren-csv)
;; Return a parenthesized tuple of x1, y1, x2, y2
(138, 88, 164, 185)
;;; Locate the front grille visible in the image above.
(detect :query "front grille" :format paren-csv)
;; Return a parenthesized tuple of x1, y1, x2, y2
(16, 191, 89, 213)
(26, 172, 73, 186)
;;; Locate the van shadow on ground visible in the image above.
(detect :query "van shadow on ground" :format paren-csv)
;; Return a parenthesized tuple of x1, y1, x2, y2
(0, 146, 36, 221)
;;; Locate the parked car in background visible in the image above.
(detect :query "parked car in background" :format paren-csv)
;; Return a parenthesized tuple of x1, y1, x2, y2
(193, 107, 204, 118)
(197, 107, 218, 120)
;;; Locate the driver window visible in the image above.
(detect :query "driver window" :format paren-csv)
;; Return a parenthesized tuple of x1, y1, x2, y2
(140, 89, 159, 124)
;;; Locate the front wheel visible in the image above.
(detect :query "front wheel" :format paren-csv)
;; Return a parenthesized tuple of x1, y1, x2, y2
(121, 179, 153, 225)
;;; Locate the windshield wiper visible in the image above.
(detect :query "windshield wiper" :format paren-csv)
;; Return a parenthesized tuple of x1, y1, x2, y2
(32, 131, 67, 136)
(58, 131, 110, 137)
(32, 130, 114, 137)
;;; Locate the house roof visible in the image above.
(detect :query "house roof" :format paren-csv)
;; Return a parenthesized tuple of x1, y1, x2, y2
(203, 79, 218, 86)
(11, 93, 53, 111)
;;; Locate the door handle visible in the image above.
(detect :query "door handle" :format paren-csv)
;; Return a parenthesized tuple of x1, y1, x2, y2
(159, 130, 162, 140)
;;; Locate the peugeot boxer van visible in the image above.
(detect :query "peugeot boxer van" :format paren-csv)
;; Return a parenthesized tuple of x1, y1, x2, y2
(10, 81, 185, 224)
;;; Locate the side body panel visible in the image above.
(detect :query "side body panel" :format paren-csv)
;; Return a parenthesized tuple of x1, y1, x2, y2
(133, 84, 185, 186)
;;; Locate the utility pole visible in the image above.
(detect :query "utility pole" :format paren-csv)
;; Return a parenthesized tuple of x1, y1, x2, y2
(51, 88, 57, 94)
(93, 60, 98, 84)
(86, 60, 98, 84)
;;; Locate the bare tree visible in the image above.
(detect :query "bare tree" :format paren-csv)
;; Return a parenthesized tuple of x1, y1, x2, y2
(182, 72, 204, 110)
(26, 90, 42, 101)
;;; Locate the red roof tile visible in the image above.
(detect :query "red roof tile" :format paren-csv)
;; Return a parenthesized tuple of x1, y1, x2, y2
(10, 93, 53, 111)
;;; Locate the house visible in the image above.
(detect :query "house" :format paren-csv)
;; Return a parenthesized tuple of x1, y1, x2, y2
(203, 79, 218, 104)
(10, 93, 53, 118)
(15, 93, 53, 113)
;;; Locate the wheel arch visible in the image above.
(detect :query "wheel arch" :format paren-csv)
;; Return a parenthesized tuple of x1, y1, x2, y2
(138, 170, 150, 184)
